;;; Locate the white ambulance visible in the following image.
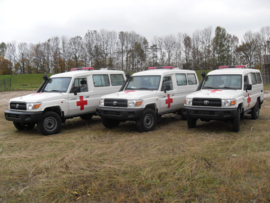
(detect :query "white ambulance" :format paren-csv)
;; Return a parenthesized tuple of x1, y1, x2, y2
(5, 67, 126, 135)
(182, 65, 264, 132)
(96, 66, 199, 132)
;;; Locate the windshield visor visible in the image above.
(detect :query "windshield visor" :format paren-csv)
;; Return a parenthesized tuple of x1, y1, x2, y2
(125, 76, 161, 90)
(202, 75, 242, 90)
(43, 77, 72, 92)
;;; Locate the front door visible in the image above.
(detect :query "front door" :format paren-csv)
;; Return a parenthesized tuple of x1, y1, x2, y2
(67, 77, 91, 116)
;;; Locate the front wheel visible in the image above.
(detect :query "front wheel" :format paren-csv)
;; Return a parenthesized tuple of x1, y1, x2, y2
(37, 111, 61, 135)
(136, 109, 157, 132)
(251, 100, 260, 120)
(13, 122, 35, 130)
(102, 118, 120, 128)
(232, 108, 240, 132)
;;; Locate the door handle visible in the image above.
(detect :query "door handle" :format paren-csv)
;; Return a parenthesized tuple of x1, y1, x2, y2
(86, 96, 89, 98)
(70, 98, 77, 100)
(172, 94, 174, 96)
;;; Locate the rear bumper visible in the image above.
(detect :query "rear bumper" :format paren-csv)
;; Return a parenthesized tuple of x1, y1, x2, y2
(182, 106, 238, 120)
(5, 110, 43, 123)
(96, 107, 144, 121)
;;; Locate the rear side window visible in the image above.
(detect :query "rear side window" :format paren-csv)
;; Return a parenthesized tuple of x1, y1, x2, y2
(187, 73, 197, 85)
(176, 74, 187, 86)
(93, 75, 110, 87)
(256, 73, 262, 84)
(250, 73, 257, 85)
(110, 74, 124, 86)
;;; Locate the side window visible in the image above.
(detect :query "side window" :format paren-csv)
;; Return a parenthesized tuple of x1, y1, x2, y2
(161, 76, 173, 91)
(175, 74, 187, 86)
(187, 73, 197, 85)
(70, 78, 88, 93)
(256, 73, 262, 84)
(244, 75, 250, 89)
(251, 73, 257, 85)
(93, 75, 110, 87)
(110, 74, 124, 86)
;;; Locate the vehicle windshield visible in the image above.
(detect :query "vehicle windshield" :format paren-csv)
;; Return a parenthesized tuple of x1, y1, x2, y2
(202, 75, 242, 90)
(43, 77, 72, 93)
(125, 75, 161, 90)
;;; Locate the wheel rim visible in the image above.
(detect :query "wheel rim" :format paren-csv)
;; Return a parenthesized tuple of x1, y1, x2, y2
(144, 114, 154, 129)
(43, 117, 57, 132)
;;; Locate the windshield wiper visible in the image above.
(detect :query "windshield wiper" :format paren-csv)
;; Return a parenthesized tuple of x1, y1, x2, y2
(202, 86, 215, 89)
(50, 90, 60, 92)
(138, 87, 150, 90)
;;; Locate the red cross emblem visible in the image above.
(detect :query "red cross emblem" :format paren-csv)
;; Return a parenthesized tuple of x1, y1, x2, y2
(165, 94, 173, 108)
(247, 93, 251, 107)
(209, 89, 222, 93)
(124, 90, 135, 93)
(77, 96, 88, 110)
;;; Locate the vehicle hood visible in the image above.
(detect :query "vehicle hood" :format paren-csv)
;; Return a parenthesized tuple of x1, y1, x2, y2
(9, 92, 65, 103)
(186, 89, 242, 99)
(101, 90, 158, 100)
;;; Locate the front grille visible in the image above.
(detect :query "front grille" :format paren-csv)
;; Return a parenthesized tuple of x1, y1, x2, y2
(10, 102, 27, 110)
(193, 98, 221, 107)
(104, 99, 128, 107)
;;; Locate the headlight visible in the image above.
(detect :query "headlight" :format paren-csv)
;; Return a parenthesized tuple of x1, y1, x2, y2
(27, 102, 42, 110)
(222, 99, 236, 107)
(184, 98, 193, 106)
(127, 99, 143, 107)
(99, 99, 104, 106)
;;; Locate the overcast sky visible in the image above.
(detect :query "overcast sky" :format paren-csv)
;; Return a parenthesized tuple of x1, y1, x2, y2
(1, 0, 269, 44)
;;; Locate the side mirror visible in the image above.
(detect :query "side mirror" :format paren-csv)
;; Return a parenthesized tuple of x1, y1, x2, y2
(246, 84, 252, 91)
(72, 87, 81, 95)
(164, 85, 170, 93)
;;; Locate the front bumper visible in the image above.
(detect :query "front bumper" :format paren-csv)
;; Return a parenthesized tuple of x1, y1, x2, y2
(182, 106, 238, 120)
(5, 110, 43, 123)
(96, 107, 144, 121)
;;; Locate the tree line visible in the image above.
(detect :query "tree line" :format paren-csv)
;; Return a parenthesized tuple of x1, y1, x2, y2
(0, 26, 269, 75)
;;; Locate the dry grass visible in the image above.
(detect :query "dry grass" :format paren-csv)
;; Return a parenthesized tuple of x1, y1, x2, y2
(1, 87, 270, 202)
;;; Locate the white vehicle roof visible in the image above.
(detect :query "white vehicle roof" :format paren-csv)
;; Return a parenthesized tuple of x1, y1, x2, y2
(50, 70, 124, 78)
(132, 69, 196, 77)
(208, 68, 261, 76)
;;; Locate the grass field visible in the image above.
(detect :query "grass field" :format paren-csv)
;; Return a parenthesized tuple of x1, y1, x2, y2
(0, 70, 210, 92)
(0, 86, 270, 202)
(0, 74, 55, 91)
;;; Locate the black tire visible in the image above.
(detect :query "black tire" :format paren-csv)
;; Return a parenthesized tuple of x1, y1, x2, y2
(136, 109, 157, 132)
(13, 122, 35, 130)
(232, 107, 240, 132)
(37, 111, 61, 135)
(187, 118, 196, 128)
(251, 100, 260, 120)
(80, 114, 93, 120)
(102, 118, 120, 128)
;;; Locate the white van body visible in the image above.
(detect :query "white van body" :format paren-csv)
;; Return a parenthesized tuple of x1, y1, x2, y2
(5, 70, 126, 135)
(182, 68, 264, 132)
(97, 68, 199, 132)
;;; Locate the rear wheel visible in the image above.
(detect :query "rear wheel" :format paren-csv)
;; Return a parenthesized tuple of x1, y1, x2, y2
(102, 118, 120, 128)
(251, 100, 260, 120)
(80, 114, 93, 120)
(37, 111, 61, 135)
(232, 108, 240, 132)
(13, 122, 35, 130)
(187, 118, 196, 128)
(136, 109, 157, 132)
